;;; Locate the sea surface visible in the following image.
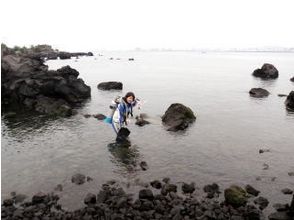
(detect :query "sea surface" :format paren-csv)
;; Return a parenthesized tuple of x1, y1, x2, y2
(2, 51, 294, 214)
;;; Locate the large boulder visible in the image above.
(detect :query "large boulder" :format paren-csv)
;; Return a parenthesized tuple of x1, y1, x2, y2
(224, 185, 248, 208)
(1, 45, 91, 116)
(252, 63, 279, 79)
(285, 91, 294, 111)
(97, 81, 123, 90)
(249, 88, 270, 98)
(162, 103, 196, 131)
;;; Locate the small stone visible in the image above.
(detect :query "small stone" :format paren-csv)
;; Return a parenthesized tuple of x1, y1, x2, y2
(259, 149, 270, 154)
(139, 161, 148, 171)
(32, 192, 47, 204)
(150, 180, 162, 189)
(263, 163, 269, 170)
(245, 185, 260, 197)
(288, 172, 294, 177)
(254, 196, 269, 210)
(83, 114, 92, 118)
(86, 176, 93, 182)
(71, 173, 86, 185)
(281, 188, 293, 195)
(273, 203, 289, 212)
(3, 199, 14, 206)
(182, 182, 195, 194)
(54, 184, 63, 191)
(84, 193, 96, 205)
(139, 189, 154, 200)
(162, 177, 170, 183)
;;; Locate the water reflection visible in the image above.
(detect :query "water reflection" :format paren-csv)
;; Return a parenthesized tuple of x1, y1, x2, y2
(107, 141, 141, 175)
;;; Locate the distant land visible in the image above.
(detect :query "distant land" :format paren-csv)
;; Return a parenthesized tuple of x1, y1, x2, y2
(134, 47, 294, 53)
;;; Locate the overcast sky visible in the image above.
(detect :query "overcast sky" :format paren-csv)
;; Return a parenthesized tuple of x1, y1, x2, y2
(1, 0, 294, 51)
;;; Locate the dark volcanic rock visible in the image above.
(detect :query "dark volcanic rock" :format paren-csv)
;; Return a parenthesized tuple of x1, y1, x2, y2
(135, 115, 150, 127)
(1, 45, 91, 116)
(139, 189, 154, 200)
(182, 182, 195, 194)
(252, 63, 279, 79)
(245, 185, 260, 197)
(285, 91, 294, 111)
(71, 173, 86, 185)
(254, 196, 269, 210)
(204, 183, 220, 198)
(249, 88, 270, 98)
(97, 81, 123, 90)
(150, 180, 162, 189)
(162, 103, 196, 131)
(224, 185, 247, 208)
(282, 188, 293, 195)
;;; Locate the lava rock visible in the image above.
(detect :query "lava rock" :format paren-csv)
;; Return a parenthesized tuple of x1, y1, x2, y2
(71, 173, 86, 185)
(282, 188, 293, 195)
(249, 88, 270, 98)
(162, 103, 196, 131)
(254, 196, 269, 210)
(245, 185, 260, 197)
(182, 182, 195, 194)
(285, 91, 294, 111)
(139, 189, 154, 201)
(97, 81, 123, 90)
(252, 63, 279, 79)
(150, 180, 162, 189)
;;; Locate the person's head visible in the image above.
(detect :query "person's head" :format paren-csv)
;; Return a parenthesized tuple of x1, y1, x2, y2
(124, 92, 135, 104)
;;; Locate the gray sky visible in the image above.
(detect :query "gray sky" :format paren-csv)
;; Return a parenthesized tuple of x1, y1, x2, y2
(1, 0, 294, 51)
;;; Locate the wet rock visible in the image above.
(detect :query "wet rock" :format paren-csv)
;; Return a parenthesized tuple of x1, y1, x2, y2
(162, 177, 170, 183)
(71, 173, 86, 185)
(162, 103, 196, 131)
(285, 91, 294, 111)
(92, 114, 106, 120)
(54, 184, 63, 192)
(278, 94, 288, 97)
(14, 194, 27, 204)
(150, 180, 162, 189)
(288, 172, 294, 177)
(203, 183, 220, 198)
(224, 185, 247, 208)
(282, 188, 293, 195)
(259, 149, 270, 154)
(32, 192, 47, 204)
(252, 63, 279, 79)
(84, 193, 96, 205)
(273, 203, 289, 212)
(3, 199, 14, 206)
(182, 182, 195, 194)
(139, 161, 148, 171)
(128, 58, 134, 61)
(161, 183, 177, 195)
(135, 115, 150, 127)
(290, 77, 294, 82)
(263, 163, 269, 170)
(97, 81, 123, 90)
(86, 176, 93, 182)
(139, 189, 154, 201)
(254, 196, 269, 210)
(84, 114, 92, 118)
(245, 185, 260, 197)
(268, 212, 292, 220)
(249, 88, 270, 98)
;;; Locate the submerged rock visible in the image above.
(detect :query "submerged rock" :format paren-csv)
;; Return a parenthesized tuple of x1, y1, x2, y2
(254, 196, 269, 210)
(139, 161, 149, 171)
(162, 103, 196, 131)
(71, 173, 86, 185)
(252, 63, 279, 79)
(285, 91, 294, 111)
(245, 185, 260, 197)
(97, 81, 123, 90)
(290, 77, 294, 82)
(249, 88, 270, 98)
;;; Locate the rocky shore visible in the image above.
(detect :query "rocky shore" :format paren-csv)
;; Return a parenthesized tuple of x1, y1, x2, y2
(1, 44, 92, 116)
(2, 178, 293, 220)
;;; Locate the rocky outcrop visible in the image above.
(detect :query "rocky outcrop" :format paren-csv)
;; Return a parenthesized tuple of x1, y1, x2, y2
(249, 88, 270, 98)
(97, 81, 123, 90)
(285, 91, 294, 111)
(162, 103, 196, 131)
(1, 44, 91, 116)
(252, 63, 279, 79)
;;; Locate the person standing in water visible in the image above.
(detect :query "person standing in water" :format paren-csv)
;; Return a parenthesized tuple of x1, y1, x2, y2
(111, 92, 138, 135)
